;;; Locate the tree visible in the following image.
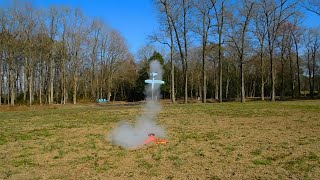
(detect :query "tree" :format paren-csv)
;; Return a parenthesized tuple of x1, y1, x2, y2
(207, 44, 220, 100)
(289, 15, 303, 98)
(105, 31, 130, 102)
(2, 3, 20, 105)
(88, 19, 102, 100)
(159, 0, 191, 103)
(66, 8, 92, 104)
(193, 0, 214, 103)
(19, 2, 39, 105)
(0, 2, 135, 105)
(259, 0, 298, 101)
(153, 0, 176, 103)
(0, 33, 2, 105)
(47, 6, 59, 104)
(227, 0, 254, 102)
(302, 0, 320, 16)
(212, 0, 226, 103)
(306, 28, 320, 98)
(276, 22, 290, 99)
(253, 4, 268, 100)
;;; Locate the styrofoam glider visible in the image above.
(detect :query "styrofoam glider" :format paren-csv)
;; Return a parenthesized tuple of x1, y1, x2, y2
(144, 72, 165, 100)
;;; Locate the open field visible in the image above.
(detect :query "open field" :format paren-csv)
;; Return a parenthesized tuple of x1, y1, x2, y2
(0, 100, 320, 179)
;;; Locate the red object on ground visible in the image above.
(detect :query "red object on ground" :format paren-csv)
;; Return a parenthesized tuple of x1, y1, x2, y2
(144, 133, 168, 145)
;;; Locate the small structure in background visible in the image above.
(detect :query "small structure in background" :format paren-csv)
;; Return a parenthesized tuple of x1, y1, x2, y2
(97, 98, 108, 103)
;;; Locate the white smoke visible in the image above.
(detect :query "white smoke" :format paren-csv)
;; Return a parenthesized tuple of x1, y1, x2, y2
(109, 60, 166, 149)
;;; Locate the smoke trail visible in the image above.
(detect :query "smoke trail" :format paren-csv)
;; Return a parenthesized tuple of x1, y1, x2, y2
(109, 60, 166, 149)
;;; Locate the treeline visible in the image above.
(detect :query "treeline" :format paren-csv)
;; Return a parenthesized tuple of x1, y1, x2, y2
(0, 1, 137, 105)
(0, 0, 320, 106)
(152, 0, 320, 103)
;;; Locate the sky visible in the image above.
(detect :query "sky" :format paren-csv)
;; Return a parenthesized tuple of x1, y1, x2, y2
(26, 0, 160, 54)
(34, 0, 158, 54)
(1, 0, 320, 55)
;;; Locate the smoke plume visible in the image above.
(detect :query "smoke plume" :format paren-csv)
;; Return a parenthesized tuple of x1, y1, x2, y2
(109, 60, 166, 149)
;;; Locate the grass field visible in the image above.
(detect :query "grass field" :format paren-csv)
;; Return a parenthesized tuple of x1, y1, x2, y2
(0, 100, 320, 179)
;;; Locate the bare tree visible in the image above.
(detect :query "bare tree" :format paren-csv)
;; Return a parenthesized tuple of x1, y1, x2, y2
(137, 45, 157, 62)
(88, 19, 102, 100)
(159, 0, 191, 103)
(228, 0, 254, 102)
(47, 6, 60, 104)
(193, 0, 215, 103)
(153, 0, 176, 103)
(2, 4, 20, 105)
(301, 0, 320, 16)
(0, 36, 2, 106)
(259, 0, 297, 101)
(289, 15, 303, 98)
(66, 8, 91, 104)
(306, 28, 320, 98)
(212, 0, 226, 103)
(0, 7, 3, 105)
(253, 4, 268, 100)
(105, 31, 130, 102)
(207, 45, 220, 100)
(276, 22, 291, 99)
(0, 2, 135, 105)
(18, 2, 39, 105)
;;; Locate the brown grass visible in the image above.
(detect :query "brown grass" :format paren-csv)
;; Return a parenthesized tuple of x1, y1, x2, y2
(0, 100, 319, 179)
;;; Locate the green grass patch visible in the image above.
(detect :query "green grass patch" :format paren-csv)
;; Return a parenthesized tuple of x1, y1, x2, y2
(253, 157, 273, 165)
(0, 135, 7, 145)
(195, 149, 205, 157)
(12, 158, 37, 167)
(136, 159, 153, 169)
(251, 149, 262, 156)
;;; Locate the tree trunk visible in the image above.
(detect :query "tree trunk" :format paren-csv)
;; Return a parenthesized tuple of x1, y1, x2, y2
(91, 36, 98, 100)
(311, 51, 315, 98)
(240, 62, 245, 102)
(226, 63, 230, 100)
(183, 65, 188, 104)
(9, 53, 15, 105)
(49, 56, 54, 104)
(183, 0, 188, 104)
(202, 13, 207, 103)
(307, 51, 312, 98)
(24, 59, 27, 102)
(270, 52, 275, 101)
(113, 91, 116, 103)
(214, 61, 218, 100)
(0, 51, 2, 106)
(39, 60, 42, 105)
(218, 4, 224, 103)
(281, 62, 284, 100)
(252, 81, 256, 97)
(107, 74, 112, 102)
(62, 61, 66, 104)
(29, 68, 33, 105)
(289, 53, 294, 99)
(73, 74, 77, 104)
(168, 0, 187, 104)
(73, 53, 79, 105)
(294, 39, 301, 98)
(164, 1, 175, 104)
(260, 50, 265, 100)
(170, 45, 175, 104)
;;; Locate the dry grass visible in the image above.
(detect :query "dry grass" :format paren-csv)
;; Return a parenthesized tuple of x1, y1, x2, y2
(0, 100, 319, 179)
